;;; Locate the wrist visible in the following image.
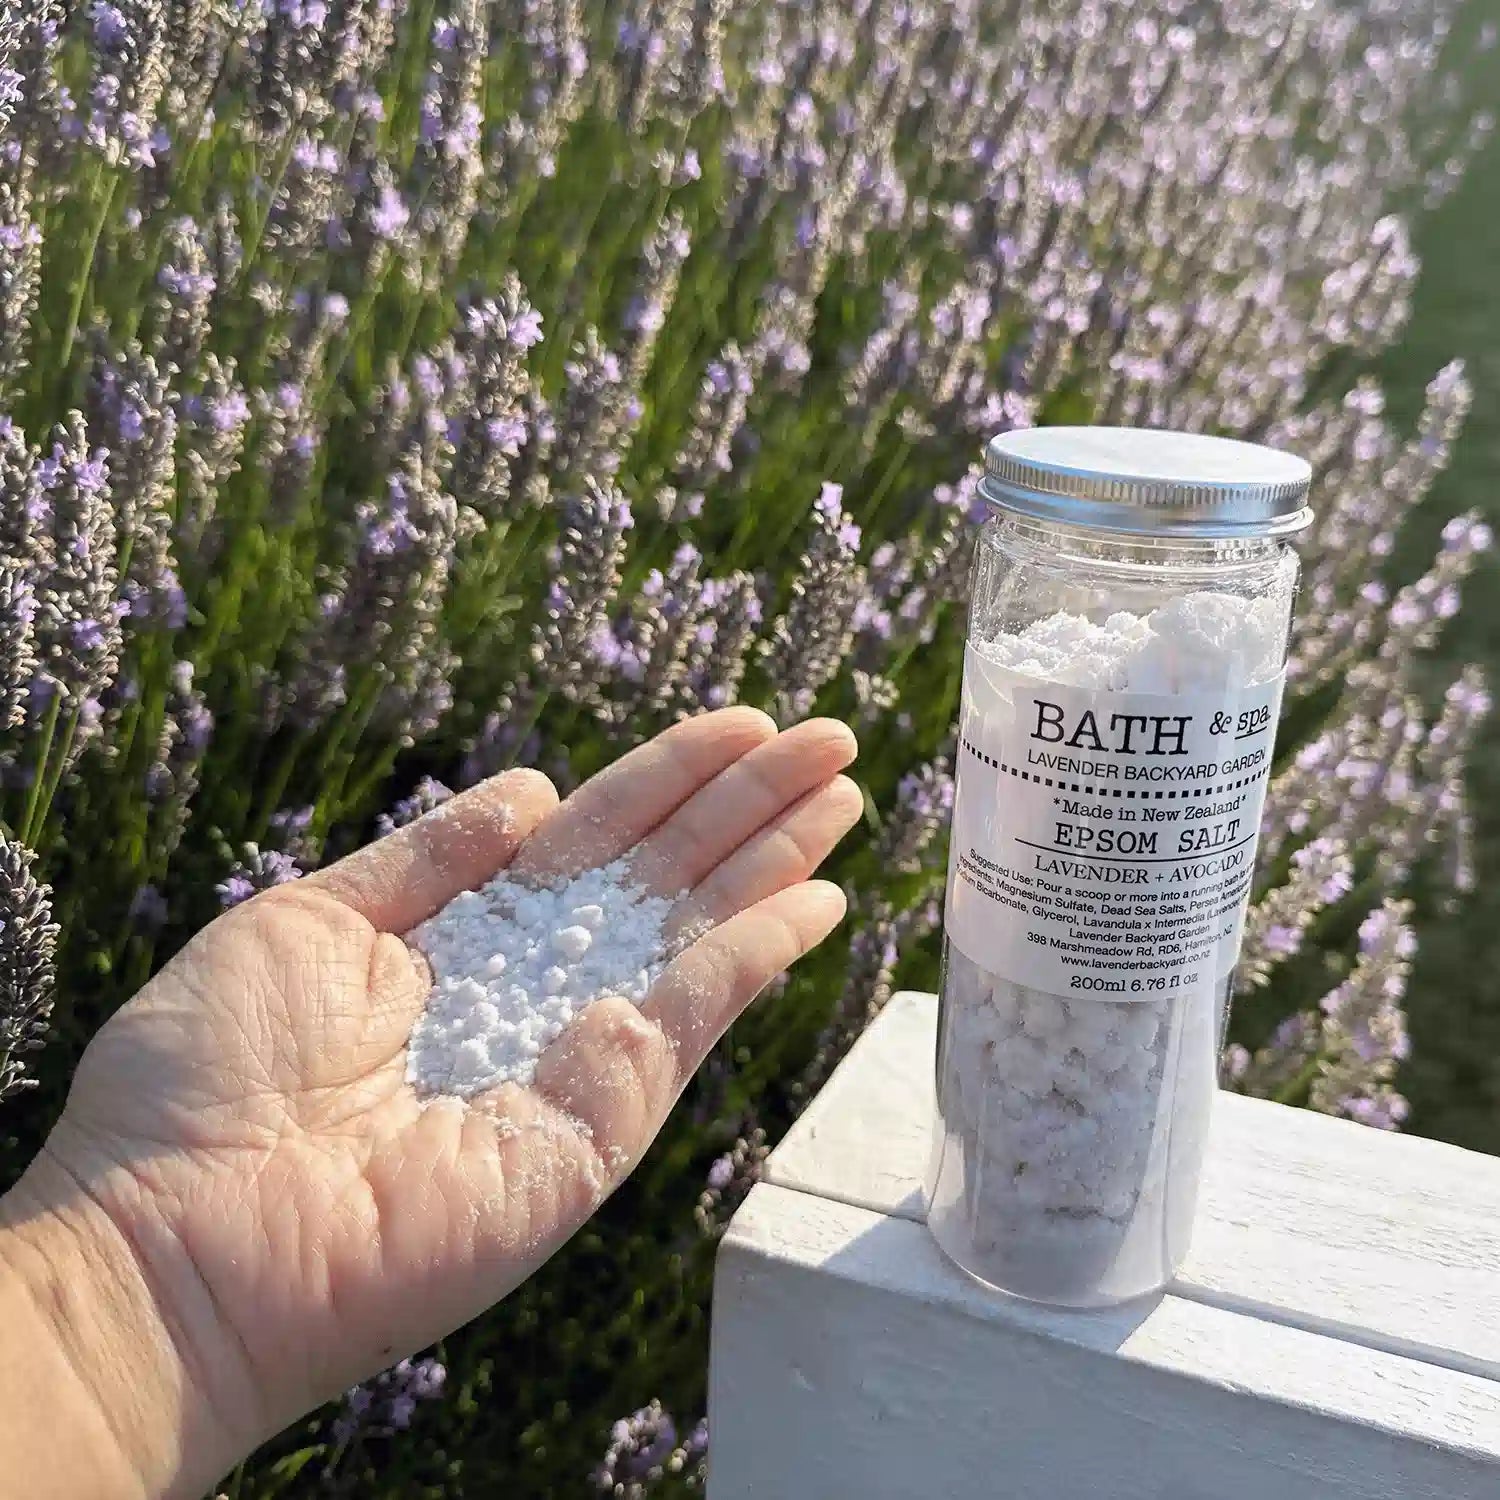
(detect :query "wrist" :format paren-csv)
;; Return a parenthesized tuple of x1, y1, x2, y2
(0, 1140, 258, 1500)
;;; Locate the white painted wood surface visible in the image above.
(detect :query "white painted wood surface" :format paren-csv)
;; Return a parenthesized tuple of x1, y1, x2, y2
(709, 991, 1500, 1498)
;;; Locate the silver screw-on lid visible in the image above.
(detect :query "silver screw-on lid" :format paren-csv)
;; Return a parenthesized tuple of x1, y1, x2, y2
(981, 426, 1314, 538)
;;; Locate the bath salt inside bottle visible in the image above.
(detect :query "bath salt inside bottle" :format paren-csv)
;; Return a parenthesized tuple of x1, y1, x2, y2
(926, 426, 1312, 1307)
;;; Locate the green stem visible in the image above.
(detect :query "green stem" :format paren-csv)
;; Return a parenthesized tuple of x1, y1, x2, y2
(340, 741, 405, 814)
(391, 271, 432, 367)
(1272, 1056, 1322, 1107)
(196, 569, 248, 677)
(859, 435, 915, 534)
(489, 174, 544, 278)
(502, 688, 551, 773)
(24, 706, 81, 849)
(488, 509, 547, 595)
(320, 683, 387, 829)
(58, 169, 120, 381)
(238, 125, 304, 278)
(316, 258, 395, 404)
(18, 694, 62, 848)
(249, 737, 307, 844)
(542, 159, 621, 380)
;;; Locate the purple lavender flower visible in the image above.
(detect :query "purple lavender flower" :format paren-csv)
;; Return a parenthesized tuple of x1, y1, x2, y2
(88, 346, 182, 635)
(128, 883, 169, 929)
(760, 482, 866, 722)
(0, 562, 37, 736)
(598, 542, 715, 730)
(152, 218, 215, 373)
(695, 1124, 769, 1239)
(0, 178, 40, 398)
(175, 354, 250, 564)
(619, 208, 691, 382)
(875, 759, 954, 874)
(287, 424, 468, 744)
(1236, 838, 1354, 994)
(549, 328, 641, 489)
(450, 277, 543, 520)
(0, 834, 57, 1102)
(216, 844, 304, 908)
(530, 478, 633, 710)
(460, 694, 543, 786)
(376, 777, 454, 836)
(669, 342, 753, 508)
(369, 174, 411, 240)
(0, 13, 25, 136)
(1309, 900, 1415, 1128)
(593, 1399, 707, 1495)
(85, 0, 168, 167)
(676, 571, 760, 713)
(33, 415, 122, 725)
(261, 804, 318, 865)
(413, 0, 486, 270)
(331, 1355, 447, 1454)
(797, 896, 940, 1103)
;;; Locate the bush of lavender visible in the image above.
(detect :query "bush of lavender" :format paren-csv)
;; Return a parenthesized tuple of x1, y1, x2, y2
(0, 1, 1490, 1493)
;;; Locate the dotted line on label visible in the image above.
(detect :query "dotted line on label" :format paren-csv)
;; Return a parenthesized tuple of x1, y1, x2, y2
(959, 735, 1270, 800)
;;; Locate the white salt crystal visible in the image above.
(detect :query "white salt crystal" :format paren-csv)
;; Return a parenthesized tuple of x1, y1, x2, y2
(553, 924, 593, 962)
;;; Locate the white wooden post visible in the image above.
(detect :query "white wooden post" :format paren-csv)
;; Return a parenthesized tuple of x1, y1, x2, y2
(709, 992, 1500, 1499)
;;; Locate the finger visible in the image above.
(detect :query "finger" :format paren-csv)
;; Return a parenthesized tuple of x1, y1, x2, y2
(524, 996, 680, 1179)
(665, 775, 864, 942)
(645, 881, 848, 1081)
(510, 706, 777, 883)
(307, 768, 559, 932)
(627, 719, 857, 897)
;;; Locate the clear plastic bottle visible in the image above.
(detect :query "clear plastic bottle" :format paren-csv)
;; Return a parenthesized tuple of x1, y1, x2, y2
(926, 427, 1311, 1307)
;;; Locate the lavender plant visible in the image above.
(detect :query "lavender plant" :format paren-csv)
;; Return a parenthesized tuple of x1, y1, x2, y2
(0, 0, 1488, 1493)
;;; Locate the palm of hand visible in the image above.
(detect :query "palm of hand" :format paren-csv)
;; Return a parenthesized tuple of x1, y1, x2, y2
(40, 710, 860, 1457)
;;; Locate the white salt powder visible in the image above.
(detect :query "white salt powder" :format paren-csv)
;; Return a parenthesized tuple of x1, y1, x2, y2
(405, 860, 677, 1098)
(931, 590, 1287, 1304)
(975, 591, 1288, 692)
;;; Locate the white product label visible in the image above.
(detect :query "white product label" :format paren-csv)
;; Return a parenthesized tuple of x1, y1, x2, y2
(946, 646, 1284, 999)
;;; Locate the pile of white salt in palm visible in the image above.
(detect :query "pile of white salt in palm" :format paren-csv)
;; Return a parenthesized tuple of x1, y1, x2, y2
(404, 860, 676, 1098)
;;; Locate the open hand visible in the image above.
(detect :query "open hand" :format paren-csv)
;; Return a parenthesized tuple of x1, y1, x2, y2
(3, 709, 860, 1500)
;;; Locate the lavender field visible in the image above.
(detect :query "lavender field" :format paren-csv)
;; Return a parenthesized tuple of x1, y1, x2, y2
(0, 2, 1490, 1494)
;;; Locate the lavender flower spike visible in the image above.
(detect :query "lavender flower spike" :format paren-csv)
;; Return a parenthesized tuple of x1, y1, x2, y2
(34, 413, 122, 723)
(694, 1124, 769, 1240)
(330, 1354, 447, 1454)
(1236, 837, 1354, 994)
(0, 9, 26, 136)
(759, 482, 865, 722)
(1310, 899, 1416, 1130)
(450, 275, 543, 521)
(0, 833, 58, 1103)
(216, 843, 304, 908)
(593, 1399, 677, 1496)
(0, 561, 38, 735)
(0, 176, 41, 398)
(376, 777, 454, 836)
(531, 477, 633, 709)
